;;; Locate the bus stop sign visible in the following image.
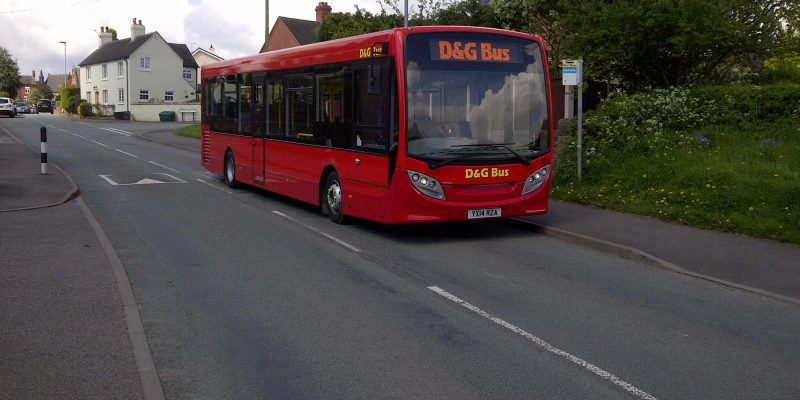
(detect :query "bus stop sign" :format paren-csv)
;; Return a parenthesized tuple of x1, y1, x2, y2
(562, 59, 581, 86)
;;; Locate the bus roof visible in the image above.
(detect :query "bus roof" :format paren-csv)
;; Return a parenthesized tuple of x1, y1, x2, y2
(201, 26, 540, 77)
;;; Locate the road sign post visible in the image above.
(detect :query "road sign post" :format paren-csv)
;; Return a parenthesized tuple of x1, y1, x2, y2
(562, 59, 584, 180)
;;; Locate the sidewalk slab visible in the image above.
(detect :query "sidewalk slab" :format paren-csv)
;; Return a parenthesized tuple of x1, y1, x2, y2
(0, 204, 144, 399)
(0, 138, 77, 212)
(523, 200, 800, 303)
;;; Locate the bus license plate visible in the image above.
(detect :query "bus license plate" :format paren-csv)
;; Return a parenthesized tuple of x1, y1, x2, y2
(468, 208, 501, 219)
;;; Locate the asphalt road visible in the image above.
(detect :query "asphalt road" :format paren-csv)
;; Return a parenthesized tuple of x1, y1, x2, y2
(5, 114, 800, 399)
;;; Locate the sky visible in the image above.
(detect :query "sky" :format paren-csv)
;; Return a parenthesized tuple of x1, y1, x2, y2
(0, 0, 387, 80)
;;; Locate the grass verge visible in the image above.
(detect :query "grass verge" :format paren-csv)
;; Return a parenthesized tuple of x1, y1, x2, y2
(552, 120, 800, 244)
(176, 124, 200, 139)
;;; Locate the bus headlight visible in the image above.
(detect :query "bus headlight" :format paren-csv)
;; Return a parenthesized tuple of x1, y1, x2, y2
(407, 170, 445, 200)
(521, 165, 551, 195)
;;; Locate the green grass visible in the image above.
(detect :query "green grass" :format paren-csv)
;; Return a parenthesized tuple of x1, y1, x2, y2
(552, 120, 800, 244)
(176, 124, 200, 139)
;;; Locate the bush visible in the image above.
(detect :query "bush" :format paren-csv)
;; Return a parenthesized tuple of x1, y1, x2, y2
(77, 101, 93, 117)
(59, 87, 80, 114)
(693, 83, 800, 126)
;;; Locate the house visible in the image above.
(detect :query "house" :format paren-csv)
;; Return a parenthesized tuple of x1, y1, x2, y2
(16, 71, 37, 102)
(191, 44, 224, 85)
(78, 19, 199, 121)
(259, 2, 332, 52)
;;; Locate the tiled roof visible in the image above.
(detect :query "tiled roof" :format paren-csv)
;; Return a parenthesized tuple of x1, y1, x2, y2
(170, 44, 199, 68)
(259, 16, 321, 52)
(78, 32, 198, 69)
(281, 17, 321, 46)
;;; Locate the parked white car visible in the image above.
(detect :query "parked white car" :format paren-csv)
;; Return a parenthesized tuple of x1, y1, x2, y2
(0, 97, 17, 117)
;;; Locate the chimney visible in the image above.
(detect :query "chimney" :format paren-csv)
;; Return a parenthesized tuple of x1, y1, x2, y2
(131, 18, 145, 40)
(99, 26, 113, 47)
(315, 2, 332, 23)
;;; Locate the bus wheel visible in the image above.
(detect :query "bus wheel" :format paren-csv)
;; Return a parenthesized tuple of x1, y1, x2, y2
(224, 150, 238, 189)
(324, 172, 346, 224)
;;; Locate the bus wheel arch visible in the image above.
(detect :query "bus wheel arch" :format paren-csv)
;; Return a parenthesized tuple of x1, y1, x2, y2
(224, 148, 238, 188)
(321, 168, 346, 224)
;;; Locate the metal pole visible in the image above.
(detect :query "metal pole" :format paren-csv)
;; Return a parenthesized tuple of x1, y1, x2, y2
(576, 58, 583, 180)
(59, 41, 66, 89)
(40, 126, 48, 175)
(264, 0, 269, 51)
(404, 0, 408, 27)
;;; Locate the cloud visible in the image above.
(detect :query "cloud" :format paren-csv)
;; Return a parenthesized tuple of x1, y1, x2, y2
(183, 4, 261, 59)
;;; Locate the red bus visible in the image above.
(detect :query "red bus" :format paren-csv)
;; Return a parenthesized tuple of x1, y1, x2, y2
(201, 26, 553, 224)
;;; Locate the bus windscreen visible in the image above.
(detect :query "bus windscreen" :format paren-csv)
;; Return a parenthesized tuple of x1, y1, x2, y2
(405, 32, 549, 166)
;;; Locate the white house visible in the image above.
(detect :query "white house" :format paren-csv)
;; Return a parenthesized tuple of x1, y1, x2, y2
(78, 19, 199, 121)
(191, 44, 224, 86)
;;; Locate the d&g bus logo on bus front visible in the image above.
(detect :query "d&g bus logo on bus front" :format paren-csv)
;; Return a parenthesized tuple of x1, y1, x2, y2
(432, 41, 516, 62)
(465, 167, 510, 179)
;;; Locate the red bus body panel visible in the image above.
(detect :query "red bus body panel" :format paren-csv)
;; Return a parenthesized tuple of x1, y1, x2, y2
(201, 26, 553, 224)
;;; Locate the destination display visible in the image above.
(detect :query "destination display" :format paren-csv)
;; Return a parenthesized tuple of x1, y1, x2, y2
(429, 39, 522, 63)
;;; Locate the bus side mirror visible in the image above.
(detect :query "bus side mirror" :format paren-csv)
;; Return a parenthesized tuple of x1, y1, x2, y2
(368, 64, 381, 95)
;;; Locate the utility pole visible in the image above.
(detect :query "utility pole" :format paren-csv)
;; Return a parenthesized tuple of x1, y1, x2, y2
(264, 0, 269, 52)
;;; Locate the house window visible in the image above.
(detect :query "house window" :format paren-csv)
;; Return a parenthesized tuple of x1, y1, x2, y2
(183, 69, 192, 80)
(139, 90, 149, 101)
(25, 88, 30, 95)
(102, 64, 108, 79)
(86, 92, 91, 102)
(165, 91, 174, 102)
(117, 61, 124, 77)
(118, 88, 125, 103)
(86, 67, 92, 81)
(140, 57, 151, 70)
(102, 90, 108, 104)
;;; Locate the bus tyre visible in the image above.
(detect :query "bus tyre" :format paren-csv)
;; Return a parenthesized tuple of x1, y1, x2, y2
(224, 150, 238, 189)
(324, 172, 346, 224)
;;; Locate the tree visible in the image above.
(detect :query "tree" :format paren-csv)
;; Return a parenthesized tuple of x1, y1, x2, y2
(560, 0, 794, 88)
(0, 47, 21, 96)
(431, 0, 499, 27)
(28, 82, 53, 104)
(317, 7, 401, 41)
(318, 0, 499, 42)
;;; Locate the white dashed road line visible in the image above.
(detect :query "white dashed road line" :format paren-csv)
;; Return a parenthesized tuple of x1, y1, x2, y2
(427, 286, 658, 400)
(195, 178, 232, 194)
(272, 210, 361, 253)
(91, 140, 109, 147)
(148, 161, 180, 173)
(115, 149, 139, 158)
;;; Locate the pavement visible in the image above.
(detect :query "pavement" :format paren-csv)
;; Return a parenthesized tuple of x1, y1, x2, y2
(2, 126, 799, 398)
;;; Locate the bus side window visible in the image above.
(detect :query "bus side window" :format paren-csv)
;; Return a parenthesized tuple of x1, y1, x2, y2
(266, 74, 284, 139)
(316, 70, 351, 149)
(286, 75, 314, 141)
(353, 60, 391, 153)
(239, 73, 253, 136)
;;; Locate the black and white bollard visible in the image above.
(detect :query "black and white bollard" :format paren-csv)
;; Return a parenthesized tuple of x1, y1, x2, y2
(40, 126, 47, 175)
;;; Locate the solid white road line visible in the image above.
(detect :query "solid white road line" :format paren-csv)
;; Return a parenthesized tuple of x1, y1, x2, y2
(272, 210, 361, 253)
(115, 149, 139, 158)
(195, 178, 232, 194)
(427, 286, 658, 400)
(147, 161, 180, 173)
(91, 140, 109, 147)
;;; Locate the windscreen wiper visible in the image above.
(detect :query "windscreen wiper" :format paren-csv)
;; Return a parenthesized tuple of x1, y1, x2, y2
(452, 143, 531, 166)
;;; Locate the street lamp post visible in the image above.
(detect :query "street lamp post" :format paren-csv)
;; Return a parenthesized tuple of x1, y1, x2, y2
(58, 41, 66, 97)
